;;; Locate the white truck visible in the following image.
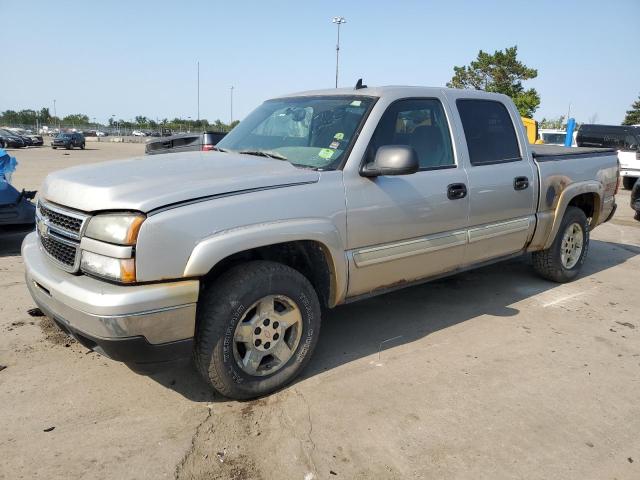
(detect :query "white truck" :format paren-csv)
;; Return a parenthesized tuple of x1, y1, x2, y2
(23, 85, 619, 399)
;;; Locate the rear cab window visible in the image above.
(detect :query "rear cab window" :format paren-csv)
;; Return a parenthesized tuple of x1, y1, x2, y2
(456, 99, 521, 165)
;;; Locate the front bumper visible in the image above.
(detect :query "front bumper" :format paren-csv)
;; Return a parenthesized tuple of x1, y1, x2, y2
(22, 232, 199, 370)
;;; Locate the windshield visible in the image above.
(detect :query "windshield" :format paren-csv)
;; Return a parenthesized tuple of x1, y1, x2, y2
(57, 133, 72, 139)
(541, 133, 566, 145)
(216, 96, 375, 169)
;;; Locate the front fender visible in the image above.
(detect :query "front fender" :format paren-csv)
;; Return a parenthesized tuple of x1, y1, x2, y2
(184, 218, 348, 306)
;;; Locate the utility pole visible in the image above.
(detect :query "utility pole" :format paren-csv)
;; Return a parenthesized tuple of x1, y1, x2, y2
(230, 86, 234, 125)
(197, 61, 200, 122)
(332, 16, 346, 88)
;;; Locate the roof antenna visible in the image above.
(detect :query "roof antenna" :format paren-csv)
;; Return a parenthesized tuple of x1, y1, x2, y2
(354, 78, 367, 90)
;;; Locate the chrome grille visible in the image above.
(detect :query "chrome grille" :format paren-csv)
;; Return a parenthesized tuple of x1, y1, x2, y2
(36, 200, 89, 273)
(40, 234, 77, 268)
(37, 202, 84, 238)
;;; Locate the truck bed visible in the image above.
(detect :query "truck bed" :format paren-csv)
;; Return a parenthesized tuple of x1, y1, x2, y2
(531, 145, 615, 161)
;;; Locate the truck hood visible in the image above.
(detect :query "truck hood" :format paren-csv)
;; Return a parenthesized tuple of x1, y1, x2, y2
(41, 151, 320, 213)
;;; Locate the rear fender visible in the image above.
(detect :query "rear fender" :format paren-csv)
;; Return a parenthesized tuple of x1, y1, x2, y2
(538, 181, 602, 250)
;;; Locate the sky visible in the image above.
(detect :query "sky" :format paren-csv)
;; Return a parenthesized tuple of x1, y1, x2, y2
(1, 0, 638, 125)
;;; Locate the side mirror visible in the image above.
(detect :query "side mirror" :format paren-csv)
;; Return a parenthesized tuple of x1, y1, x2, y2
(361, 145, 420, 177)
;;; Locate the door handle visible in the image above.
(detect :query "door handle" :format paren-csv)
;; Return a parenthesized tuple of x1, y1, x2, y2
(514, 176, 529, 190)
(447, 183, 467, 200)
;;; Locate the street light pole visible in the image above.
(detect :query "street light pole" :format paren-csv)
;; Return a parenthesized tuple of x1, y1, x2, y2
(332, 16, 346, 88)
(197, 61, 200, 122)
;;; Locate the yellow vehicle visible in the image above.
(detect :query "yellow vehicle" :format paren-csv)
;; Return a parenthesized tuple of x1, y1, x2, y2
(521, 117, 543, 144)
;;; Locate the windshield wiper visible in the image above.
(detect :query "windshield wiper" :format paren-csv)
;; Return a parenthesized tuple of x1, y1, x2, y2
(238, 150, 288, 161)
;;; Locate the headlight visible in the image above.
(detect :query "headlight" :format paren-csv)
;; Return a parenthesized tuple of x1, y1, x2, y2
(81, 251, 136, 283)
(85, 213, 145, 245)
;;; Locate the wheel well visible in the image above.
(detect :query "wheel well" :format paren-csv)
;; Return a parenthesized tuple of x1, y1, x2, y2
(201, 241, 334, 308)
(568, 193, 598, 222)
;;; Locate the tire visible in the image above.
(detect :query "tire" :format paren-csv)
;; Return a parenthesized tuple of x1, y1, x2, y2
(52, 146, 57, 149)
(532, 206, 589, 283)
(65, 144, 71, 150)
(194, 260, 321, 400)
(622, 177, 637, 190)
(80, 143, 85, 150)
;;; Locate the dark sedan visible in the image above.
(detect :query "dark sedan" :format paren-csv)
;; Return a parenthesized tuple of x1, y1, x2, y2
(0, 129, 26, 148)
(51, 132, 85, 150)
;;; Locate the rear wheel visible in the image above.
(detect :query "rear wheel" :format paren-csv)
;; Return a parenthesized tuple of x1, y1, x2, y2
(80, 143, 85, 150)
(194, 260, 321, 399)
(622, 177, 637, 190)
(52, 146, 57, 149)
(65, 143, 72, 150)
(532, 206, 589, 283)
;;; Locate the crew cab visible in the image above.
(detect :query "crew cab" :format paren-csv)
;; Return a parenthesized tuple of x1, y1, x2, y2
(22, 86, 618, 399)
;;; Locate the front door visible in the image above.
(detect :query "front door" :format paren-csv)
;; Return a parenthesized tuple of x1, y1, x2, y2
(345, 97, 470, 298)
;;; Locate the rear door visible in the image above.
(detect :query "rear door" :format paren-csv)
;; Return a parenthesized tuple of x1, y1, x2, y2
(455, 98, 536, 264)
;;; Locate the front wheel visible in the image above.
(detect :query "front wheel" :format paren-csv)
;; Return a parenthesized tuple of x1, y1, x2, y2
(80, 143, 85, 150)
(194, 260, 321, 399)
(532, 206, 589, 283)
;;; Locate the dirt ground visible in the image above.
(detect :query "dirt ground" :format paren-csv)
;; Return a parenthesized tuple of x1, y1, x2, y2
(1, 143, 639, 480)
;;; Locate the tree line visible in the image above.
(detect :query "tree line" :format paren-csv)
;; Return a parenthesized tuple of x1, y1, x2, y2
(0, 108, 239, 132)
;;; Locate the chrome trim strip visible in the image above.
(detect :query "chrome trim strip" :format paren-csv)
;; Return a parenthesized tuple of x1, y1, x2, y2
(467, 217, 530, 243)
(353, 230, 467, 267)
(80, 237, 133, 259)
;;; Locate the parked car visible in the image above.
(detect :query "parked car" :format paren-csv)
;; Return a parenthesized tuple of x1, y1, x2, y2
(0, 129, 25, 148)
(539, 129, 568, 146)
(0, 150, 36, 227)
(51, 132, 85, 150)
(96, 131, 107, 137)
(22, 86, 618, 400)
(131, 130, 147, 137)
(577, 124, 640, 189)
(145, 131, 227, 155)
(7, 128, 43, 146)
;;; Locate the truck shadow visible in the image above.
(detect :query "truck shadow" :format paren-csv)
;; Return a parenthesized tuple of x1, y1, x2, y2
(150, 239, 639, 401)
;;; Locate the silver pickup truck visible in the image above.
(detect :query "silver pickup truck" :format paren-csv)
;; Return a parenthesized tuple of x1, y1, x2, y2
(22, 86, 618, 399)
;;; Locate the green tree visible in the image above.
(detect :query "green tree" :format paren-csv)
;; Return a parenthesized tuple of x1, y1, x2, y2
(539, 116, 566, 129)
(622, 94, 640, 125)
(62, 114, 90, 125)
(447, 46, 541, 117)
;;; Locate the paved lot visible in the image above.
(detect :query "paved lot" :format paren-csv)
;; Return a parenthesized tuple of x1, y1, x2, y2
(1, 144, 639, 480)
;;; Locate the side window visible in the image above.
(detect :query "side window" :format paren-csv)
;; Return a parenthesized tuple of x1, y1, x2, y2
(368, 99, 455, 169)
(456, 99, 521, 165)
